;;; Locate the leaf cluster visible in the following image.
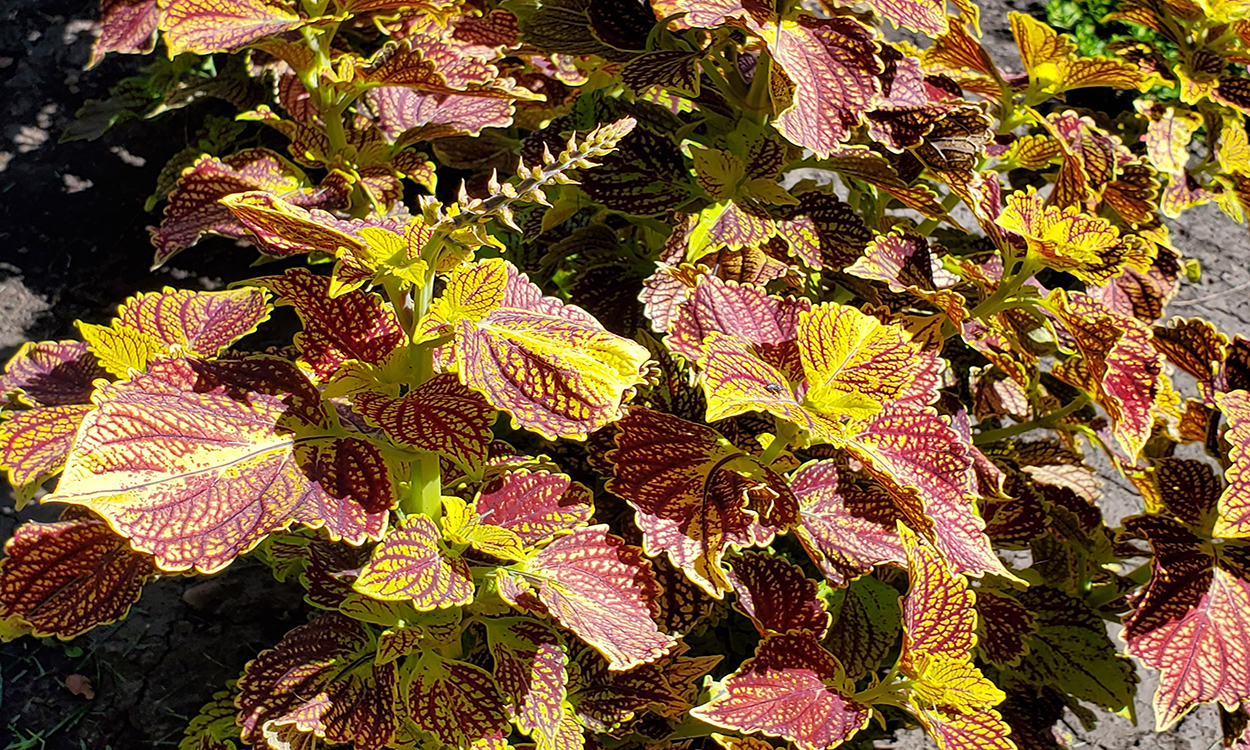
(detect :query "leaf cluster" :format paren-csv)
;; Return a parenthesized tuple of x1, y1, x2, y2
(5, 0, 1250, 749)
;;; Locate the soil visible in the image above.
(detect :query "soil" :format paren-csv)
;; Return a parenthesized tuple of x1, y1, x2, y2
(0, 0, 1244, 748)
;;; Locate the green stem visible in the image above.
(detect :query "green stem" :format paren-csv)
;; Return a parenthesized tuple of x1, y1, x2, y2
(1085, 561, 1152, 611)
(969, 257, 1042, 319)
(914, 191, 963, 235)
(972, 394, 1091, 445)
(759, 420, 800, 466)
(399, 255, 442, 519)
(742, 48, 774, 118)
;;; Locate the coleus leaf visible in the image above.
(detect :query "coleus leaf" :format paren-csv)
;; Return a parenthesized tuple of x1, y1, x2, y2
(996, 188, 1153, 285)
(769, 15, 883, 157)
(352, 374, 496, 473)
(607, 407, 798, 597)
(726, 551, 830, 637)
(472, 469, 595, 547)
(775, 190, 874, 270)
(0, 516, 159, 638)
(825, 574, 903, 679)
(0, 404, 95, 506)
(78, 287, 271, 377)
(837, 404, 1007, 579)
(353, 515, 475, 609)
(404, 650, 510, 747)
(690, 632, 872, 750)
(150, 148, 348, 267)
(1123, 513, 1250, 730)
(484, 617, 568, 743)
(567, 641, 711, 732)
(1217, 390, 1250, 537)
(799, 302, 942, 416)
(0, 340, 109, 407)
(974, 590, 1035, 668)
(0, 342, 108, 504)
(577, 126, 699, 215)
(180, 687, 243, 750)
(1015, 586, 1137, 713)
(90, 0, 160, 67)
(912, 704, 1017, 750)
(668, 275, 810, 386)
(45, 357, 392, 573)
(1009, 12, 1143, 98)
(366, 86, 515, 139)
(1048, 290, 1164, 461)
(506, 524, 676, 670)
(899, 527, 1012, 747)
(858, 0, 947, 35)
(254, 269, 407, 380)
(237, 612, 399, 750)
(900, 525, 977, 670)
(427, 259, 650, 440)
(699, 331, 1002, 578)
(653, 3, 881, 156)
(790, 460, 906, 587)
(159, 0, 303, 56)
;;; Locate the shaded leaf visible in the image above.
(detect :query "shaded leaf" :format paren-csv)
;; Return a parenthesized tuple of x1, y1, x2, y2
(237, 612, 399, 750)
(0, 518, 159, 638)
(791, 460, 905, 587)
(727, 551, 830, 637)
(607, 407, 798, 597)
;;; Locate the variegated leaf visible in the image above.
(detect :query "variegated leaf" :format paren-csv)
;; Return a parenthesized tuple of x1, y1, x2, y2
(0, 517, 159, 638)
(45, 357, 391, 573)
(354, 514, 473, 609)
(607, 407, 798, 597)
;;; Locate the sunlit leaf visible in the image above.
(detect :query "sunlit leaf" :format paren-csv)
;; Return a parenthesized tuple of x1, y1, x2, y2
(159, 0, 303, 56)
(1217, 391, 1250, 537)
(691, 632, 871, 750)
(431, 259, 650, 440)
(79, 287, 271, 377)
(473, 470, 594, 546)
(354, 515, 474, 609)
(1048, 290, 1164, 461)
(799, 302, 942, 417)
(46, 357, 391, 573)
(515, 524, 676, 670)
(150, 148, 348, 267)
(668, 275, 809, 382)
(900, 525, 977, 669)
(90, 0, 160, 67)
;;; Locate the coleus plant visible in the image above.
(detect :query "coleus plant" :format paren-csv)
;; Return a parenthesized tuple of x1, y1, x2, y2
(5, 0, 1250, 748)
